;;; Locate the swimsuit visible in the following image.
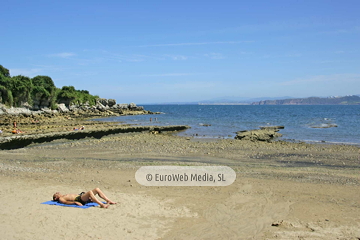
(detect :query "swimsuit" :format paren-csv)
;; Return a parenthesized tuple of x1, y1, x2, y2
(74, 192, 88, 205)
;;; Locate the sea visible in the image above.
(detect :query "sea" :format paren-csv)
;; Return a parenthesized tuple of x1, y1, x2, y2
(96, 105, 360, 145)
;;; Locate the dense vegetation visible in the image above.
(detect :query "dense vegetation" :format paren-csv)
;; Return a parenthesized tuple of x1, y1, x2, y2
(0, 65, 99, 109)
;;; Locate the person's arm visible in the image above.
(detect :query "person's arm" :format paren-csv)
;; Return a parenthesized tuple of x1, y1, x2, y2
(58, 197, 83, 206)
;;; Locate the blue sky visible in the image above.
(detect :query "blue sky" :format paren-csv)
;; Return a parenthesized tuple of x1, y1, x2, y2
(1, 0, 359, 104)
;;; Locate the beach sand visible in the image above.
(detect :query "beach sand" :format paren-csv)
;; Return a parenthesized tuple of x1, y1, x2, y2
(0, 131, 359, 239)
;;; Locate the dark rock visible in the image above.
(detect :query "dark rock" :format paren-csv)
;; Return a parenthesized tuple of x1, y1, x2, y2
(97, 98, 108, 106)
(235, 128, 283, 142)
(128, 102, 137, 109)
(114, 104, 129, 109)
(271, 220, 283, 227)
(108, 99, 116, 107)
(96, 102, 108, 112)
(0, 125, 190, 150)
(260, 125, 284, 130)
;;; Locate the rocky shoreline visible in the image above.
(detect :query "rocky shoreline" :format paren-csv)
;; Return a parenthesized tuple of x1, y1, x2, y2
(0, 99, 156, 119)
(0, 125, 189, 150)
(0, 99, 160, 135)
(0, 99, 179, 148)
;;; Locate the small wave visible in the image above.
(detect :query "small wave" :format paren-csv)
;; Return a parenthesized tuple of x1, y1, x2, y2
(309, 123, 337, 128)
(300, 139, 360, 146)
(199, 123, 211, 127)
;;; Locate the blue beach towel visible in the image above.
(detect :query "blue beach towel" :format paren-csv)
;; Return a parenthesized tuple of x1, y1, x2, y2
(41, 200, 101, 209)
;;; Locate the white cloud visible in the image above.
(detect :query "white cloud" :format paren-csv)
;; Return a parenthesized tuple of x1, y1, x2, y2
(259, 52, 302, 59)
(49, 52, 76, 58)
(137, 41, 252, 48)
(107, 53, 165, 62)
(285, 53, 302, 57)
(126, 58, 145, 62)
(137, 73, 195, 77)
(163, 54, 188, 61)
(204, 53, 224, 59)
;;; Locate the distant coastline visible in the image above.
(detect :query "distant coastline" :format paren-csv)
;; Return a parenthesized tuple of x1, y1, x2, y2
(145, 95, 360, 105)
(198, 103, 250, 105)
(196, 95, 360, 105)
(251, 95, 360, 105)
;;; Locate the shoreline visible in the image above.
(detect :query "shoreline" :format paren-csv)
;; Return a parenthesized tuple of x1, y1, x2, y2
(1, 113, 359, 148)
(292, 138, 360, 147)
(116, 104, 360, 146)
(1, 111, 359, 239)
(1, 131, 359, 239)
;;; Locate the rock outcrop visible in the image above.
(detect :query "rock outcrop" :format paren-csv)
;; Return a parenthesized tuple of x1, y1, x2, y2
(0, 99, 154, 118)
(259, 125, 285, 130)
(235, 126, 283, 142)
(0, 125, 190, 150)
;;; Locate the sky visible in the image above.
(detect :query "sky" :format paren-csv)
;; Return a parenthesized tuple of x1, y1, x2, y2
(1, 0, 360, 104)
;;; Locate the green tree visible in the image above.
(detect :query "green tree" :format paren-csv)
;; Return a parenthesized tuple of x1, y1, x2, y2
(32, 75, 55, 94)
(0, 65, 10, 77)
(57, 86, 77, 106)
(0, 66, 13, 106)
(0, 65, 99, 108)
(56, 86, 99, 106)
(10, 75, 33, 106)
(75, 90, 98, 106)
(0, 85, 13, 106)
(31, 75, 56, 108)
(0, 65, 12, 90)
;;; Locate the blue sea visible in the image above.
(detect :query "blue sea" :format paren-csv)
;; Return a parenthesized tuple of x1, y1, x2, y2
(96, 105, 360, 145)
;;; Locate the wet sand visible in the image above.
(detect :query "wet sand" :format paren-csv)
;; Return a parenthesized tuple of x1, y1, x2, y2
(0, 130, 359, 239)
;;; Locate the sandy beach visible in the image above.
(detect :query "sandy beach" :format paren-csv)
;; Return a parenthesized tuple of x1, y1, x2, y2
(3, 0, 360, 238)
(1, 123, 359, 239)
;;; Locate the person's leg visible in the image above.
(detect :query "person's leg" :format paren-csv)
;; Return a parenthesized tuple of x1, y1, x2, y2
(80, 190, 109, 208)
(91, 188, 116, 204)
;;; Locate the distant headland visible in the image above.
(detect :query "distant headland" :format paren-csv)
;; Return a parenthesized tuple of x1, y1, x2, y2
(197, 95, 360, 105)
(251, 95, 360, 105)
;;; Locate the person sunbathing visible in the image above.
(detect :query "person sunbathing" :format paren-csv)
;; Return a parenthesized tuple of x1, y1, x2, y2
(72, 126, 85, 131)
(12, 129, 24, 134)
(52, 188, 116, 208)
